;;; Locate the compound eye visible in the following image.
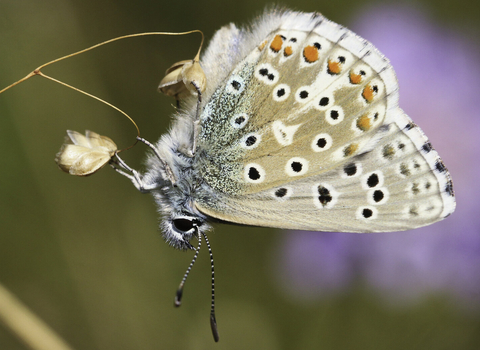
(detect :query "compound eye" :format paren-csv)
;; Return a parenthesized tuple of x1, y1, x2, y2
(173, 218, 195, 233)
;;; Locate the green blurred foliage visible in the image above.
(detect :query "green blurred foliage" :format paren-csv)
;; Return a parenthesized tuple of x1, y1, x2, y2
(0, 0, 479, 349)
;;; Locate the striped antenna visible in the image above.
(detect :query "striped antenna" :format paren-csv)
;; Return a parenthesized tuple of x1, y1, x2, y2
(202, 232, 219, 342)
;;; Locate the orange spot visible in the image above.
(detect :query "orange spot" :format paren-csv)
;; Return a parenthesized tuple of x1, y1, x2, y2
(327, 59, 342, 74)
(343, 143, 359, 157)
(258, 40, 267, 51)
(349, 71, 362, 84)
(303, 45, 319, 63)
(270, 35, 284, 53)
(284, 46, 293, 57)
(356, 115, 372, 131)
(362, 84, 377, 102)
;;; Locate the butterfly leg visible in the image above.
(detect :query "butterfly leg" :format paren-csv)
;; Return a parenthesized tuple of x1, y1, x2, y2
(178, 81, 202, 158)
(191, 81, 202, 156)
(136, 137, 177, 185)
(110, 153, 157, 193)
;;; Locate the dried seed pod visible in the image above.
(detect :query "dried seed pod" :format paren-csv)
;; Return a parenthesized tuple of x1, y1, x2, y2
(158, 59, 206, 99)
(55, 130, 117, 176)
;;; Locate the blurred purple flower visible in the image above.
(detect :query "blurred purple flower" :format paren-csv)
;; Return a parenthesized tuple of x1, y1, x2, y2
(274, 4, 480, 306)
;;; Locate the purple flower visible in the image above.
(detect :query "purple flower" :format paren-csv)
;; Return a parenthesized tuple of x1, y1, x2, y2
(274, 4, 480, 306)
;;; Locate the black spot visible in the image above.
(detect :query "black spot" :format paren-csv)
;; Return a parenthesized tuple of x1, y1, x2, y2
(412, 182, 420, 195)
(330, 110, 339, 120)
(409, 206, 419, 216)
(259, 68, 268, 76)
(317, 186, 332, 206)
(338, 56, 346, 63)
(275, 188, 288, 198)
(373, 190, 384, 203)
(380, 124, 391, 132)
(372, 85, 379, 93)
(268, 74, 275, 81)
(344, 163, 357, 176)
(299, 90, 309, 99)
(435, 160, 446, 173)
(319, 97, 329, 106)
(248, 167, 261, 180)
(234, 116, 245, 125)
(400, 163, 411, 176)
(313, 42, 321, 49)
(277, 88, 285, 97)
(362, 208, 373, 218)
(413, 160, 421, 169)
(398, 143, 405, 150)
(291, 161, 303, 173)
(290, 38, 297, 42)
(359, 70, 366, 76)
(316, 138, 327, 148)
(422, 142, 433, 153)
(280, 35, 286, 40)
(382, 144, 395, 159)
(445, 179, 454, 196)
(404, 122, 415, 130)
(373, 112, 379, 120)
(245, 135, 257, 147)
(231, 80, 241, 90)
(367, 173, 379, 188)
(425, 182, 431, 190)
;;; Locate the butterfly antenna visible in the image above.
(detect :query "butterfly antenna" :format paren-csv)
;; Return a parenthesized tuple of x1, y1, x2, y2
(174, 234, 201, 307)
(201, 231, 219, 342)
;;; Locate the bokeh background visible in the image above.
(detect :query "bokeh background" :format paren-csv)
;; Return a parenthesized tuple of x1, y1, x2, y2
(1, 0, 479, 349)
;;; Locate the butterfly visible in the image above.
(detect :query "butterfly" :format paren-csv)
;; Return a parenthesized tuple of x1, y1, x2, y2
(107, 9, 456, 243)
(55, 8, 456, 342)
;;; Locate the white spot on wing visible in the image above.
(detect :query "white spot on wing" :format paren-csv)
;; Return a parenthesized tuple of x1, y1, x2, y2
(272, 121, 301, 146)
(367, 187, 390, 205)
(325, 106, 344, 125)
(273, 84, 291, 102)
(255, 63, 279, 85)
(244, 163, 266, 183)
(285, 157, 309, 176)
(311, 133, 333, 152)
(240, 132, 261, 149)
(312, 183, 339, 209)
(230, 113, 249, 129)
(226, 75, 245, 94)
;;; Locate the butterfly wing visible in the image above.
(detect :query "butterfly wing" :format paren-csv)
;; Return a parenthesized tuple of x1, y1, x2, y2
(193, 11, 455, 232)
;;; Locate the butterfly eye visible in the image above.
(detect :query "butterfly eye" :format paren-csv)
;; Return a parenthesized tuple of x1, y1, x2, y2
(173, 218, 195, 233)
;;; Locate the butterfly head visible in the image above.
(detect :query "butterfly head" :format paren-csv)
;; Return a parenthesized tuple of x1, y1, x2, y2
(161, 212, 208, 250)
(152, 169, 211, 250)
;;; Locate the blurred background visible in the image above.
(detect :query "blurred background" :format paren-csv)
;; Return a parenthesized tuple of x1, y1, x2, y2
(0, 0, 479, 349)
